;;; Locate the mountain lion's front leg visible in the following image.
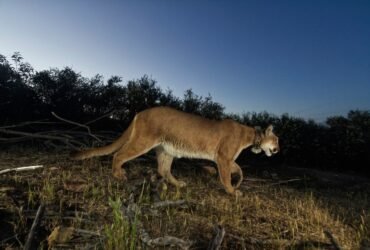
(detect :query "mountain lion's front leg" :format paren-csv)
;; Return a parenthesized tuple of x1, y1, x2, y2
(216, 158, 235, 194)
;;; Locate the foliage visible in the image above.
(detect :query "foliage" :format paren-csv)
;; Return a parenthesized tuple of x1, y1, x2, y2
(0, 52, 369, 175)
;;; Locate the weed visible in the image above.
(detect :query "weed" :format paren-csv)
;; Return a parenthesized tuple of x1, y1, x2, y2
(27, 181, 36, 208)
(356, 210, 369, 246)
(103, 196, 138, 250)
(41, 173, 55, 203)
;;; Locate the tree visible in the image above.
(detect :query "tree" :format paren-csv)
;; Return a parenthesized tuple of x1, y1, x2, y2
(199, 94, 224, 120)
(182, 89, 202, 115)
(0, 53, 40, 122)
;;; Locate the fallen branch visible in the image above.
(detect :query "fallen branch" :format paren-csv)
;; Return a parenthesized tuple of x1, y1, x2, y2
(0, 165, 44, 175)
(208, 225, 225, 250)
(0, 136, 30, 143)
(0, 128, 83, 149)
(324, 230, 342, 250)
(0, 128, 68, 141)
(24, 203, 45, 250)
(51, 112, 101, 142)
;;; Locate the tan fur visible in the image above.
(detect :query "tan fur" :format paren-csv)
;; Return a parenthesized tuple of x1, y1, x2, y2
(70, 107, 279, 194)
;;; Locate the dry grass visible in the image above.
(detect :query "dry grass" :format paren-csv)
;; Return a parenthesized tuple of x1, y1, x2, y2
(0, 149, 369, 249)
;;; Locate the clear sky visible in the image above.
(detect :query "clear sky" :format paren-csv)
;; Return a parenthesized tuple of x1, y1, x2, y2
(1, 0, 369, 121)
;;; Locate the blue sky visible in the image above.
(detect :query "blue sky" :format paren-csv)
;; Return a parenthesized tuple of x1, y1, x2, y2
(1, 0, 369, 121)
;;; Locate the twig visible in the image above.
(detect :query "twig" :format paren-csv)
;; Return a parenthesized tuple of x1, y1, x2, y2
(0, 120, 55, 129)
(0, 234, 18, 245)
(265, 178, 302, 187)
(227, 233, 246, 250)
(0, 128, 83, 147)
(122, 199, 192, 249)
(24, 203, 45, 250)
(80, 109, 117, 127)
(51, 112, 101, 142)
(324, 230, 342, 250)
(145, 236, 192, 249)
(241, 178, 302, 192)
(246, 237, 290, 246)
(0, 165, 44, 175)
(243, 177, 269, 182)
(152, 199, 187, 209)
(74, 228, 101, 237)
(0, 128, 66, 140)
(0, 136, 30, 143)
(208, 225, 225, 250)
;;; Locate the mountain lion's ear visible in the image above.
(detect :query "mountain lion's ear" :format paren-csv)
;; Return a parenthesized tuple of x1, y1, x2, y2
(265, 125, 274, 136)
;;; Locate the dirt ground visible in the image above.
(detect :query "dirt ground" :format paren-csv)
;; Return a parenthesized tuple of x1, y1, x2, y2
(0, 148, 369, 249)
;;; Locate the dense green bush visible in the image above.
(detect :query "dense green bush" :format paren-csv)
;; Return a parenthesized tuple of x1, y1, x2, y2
(1, 53, 369, 176)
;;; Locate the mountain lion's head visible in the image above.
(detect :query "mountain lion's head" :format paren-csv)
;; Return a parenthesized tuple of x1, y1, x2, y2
(251, 125, 279, 157)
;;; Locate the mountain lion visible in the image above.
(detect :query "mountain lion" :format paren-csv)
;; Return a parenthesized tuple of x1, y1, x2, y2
(70, 107, 279, 194)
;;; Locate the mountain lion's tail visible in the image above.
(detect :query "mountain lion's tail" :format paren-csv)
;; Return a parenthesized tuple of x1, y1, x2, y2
(70, 121, 134, 160)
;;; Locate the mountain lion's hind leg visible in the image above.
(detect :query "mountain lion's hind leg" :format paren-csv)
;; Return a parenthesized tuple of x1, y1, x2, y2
(112, 139, 155, 181)
(156, 148, 186, 188)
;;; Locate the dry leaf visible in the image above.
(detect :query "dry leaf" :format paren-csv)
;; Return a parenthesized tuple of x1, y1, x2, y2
(48, 226, 74, 246)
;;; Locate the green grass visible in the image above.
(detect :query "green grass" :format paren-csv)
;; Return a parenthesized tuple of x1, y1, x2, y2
(104, 196, 138, 250)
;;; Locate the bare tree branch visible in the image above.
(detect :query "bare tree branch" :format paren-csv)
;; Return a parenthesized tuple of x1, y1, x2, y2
(51, 112, 101, 142)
